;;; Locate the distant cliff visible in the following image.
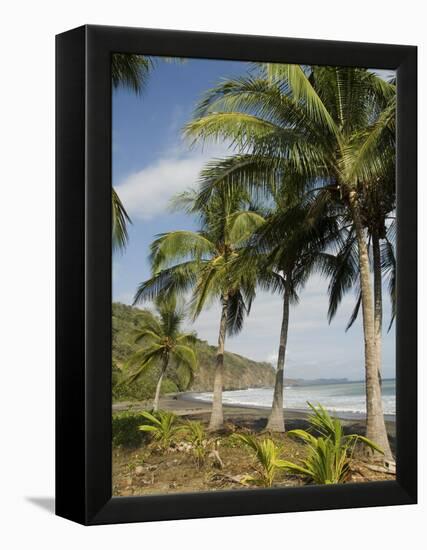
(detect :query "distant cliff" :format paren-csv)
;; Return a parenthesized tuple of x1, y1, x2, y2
(112, 303, 276, 401)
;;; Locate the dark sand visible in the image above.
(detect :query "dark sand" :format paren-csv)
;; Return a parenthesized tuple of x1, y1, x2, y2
(113, 392, 396, 442)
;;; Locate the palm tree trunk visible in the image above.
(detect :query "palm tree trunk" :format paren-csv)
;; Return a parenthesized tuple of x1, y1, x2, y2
(348, 191, 392, 460)
(153, 356, 168, 412)
(266, 279, 290, 432)
(208, 293, 229, 431)
(372, 230, 382, 387)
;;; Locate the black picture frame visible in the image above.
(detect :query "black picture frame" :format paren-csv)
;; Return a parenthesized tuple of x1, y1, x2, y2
(56, 24, 417, 526)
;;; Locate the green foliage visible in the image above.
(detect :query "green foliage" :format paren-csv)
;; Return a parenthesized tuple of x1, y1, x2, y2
(112, 302, 275, 401)
(120, 297, 197, 412)
(234, 434, 287, 487)
(183, 420, 212, 467)
(112, 359, 178, 402)
(112, 412, 149, 448)
(112, 188, 131, 253)
(112, 54, 154, 95)
(138, 410, 184, 449)
(185, 64, 396, 332)
(133, 187, 264, 337)
(282, 403, 384, 484)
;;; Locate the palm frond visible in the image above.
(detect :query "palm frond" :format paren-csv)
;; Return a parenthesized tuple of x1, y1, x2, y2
(184, 112, 280, 151)
(111, 54, 155, 94)
(226, 290, 249, 336)
(324, 231, 359, 323)
(228, 210, 265, 244)
(133, 328, 161, 345)
(123, 345, 163, 384)
(133, 261, 200, 305)
(381, 237, 396, 331)
(150, 231, 215, 272)
(345, 289, 362, 331)
(173, 344, 197, 371)
(112, 188, 131, 252)
(265, 63, 339, 138)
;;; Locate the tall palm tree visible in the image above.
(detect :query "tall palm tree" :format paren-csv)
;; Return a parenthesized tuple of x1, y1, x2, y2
(184, 65, 395, 459)
(327, 103, 396, 390)
(255, 203, 337, 432)
(196, 162, 338, 432)
(124, 296, 197, 411)
(322, 175, 396, 386)
(133, 188, 264, 430)
(362, 170, 396, 388)
(313, 136, 396, 393)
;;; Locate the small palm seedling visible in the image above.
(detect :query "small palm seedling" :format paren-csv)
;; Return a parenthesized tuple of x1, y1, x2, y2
(182, 420, 213, 467)
(234, 434, 287, 487)
(138, 410, 183, 450)
(281, 403, 384, 484)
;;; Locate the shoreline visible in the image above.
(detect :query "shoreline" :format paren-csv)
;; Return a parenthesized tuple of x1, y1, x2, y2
(177, 391, 396, 423)
(113, 391, 396, 439)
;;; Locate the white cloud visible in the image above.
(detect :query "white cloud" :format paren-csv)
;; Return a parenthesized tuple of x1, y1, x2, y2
(115, 145, 230, 221)
(115, 155, 204, 220)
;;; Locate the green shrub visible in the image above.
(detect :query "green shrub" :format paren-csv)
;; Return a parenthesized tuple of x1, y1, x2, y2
(182, 420, 212, 467)
(233, 434, 287, 487)
(112, 412, 149, 448)
(282, 403, 384, 484)
(138, 410, 184, 449)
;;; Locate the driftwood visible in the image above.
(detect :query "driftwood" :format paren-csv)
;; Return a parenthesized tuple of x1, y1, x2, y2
(364, 460, 396, 475)
(352, 459, 396, 476)
(210, 473, 249, 486)
(209, 449, 224, 469)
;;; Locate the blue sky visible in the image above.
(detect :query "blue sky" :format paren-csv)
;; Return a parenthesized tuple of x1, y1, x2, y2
(112, 58, 396, 381)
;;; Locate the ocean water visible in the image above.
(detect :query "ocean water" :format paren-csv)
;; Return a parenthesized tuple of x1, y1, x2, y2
(190, 379, 396, 417)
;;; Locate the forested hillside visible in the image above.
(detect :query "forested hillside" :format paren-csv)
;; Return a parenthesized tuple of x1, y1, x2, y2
(112, 302, 275, 402)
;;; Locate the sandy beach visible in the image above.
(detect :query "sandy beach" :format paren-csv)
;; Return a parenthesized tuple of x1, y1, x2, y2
(113, 392, 396, 442)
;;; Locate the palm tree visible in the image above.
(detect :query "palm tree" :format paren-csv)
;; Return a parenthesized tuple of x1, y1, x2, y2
(184, 65, 395, 459)
(321, 107, 396, 392)
(322, 176, 396, 386)
(259, 204, 339, 432)
(133, 188, 264, 430)
(123, 296, 197, 411)
(196, 161, 338, 432)
(361, 170, 396, 388)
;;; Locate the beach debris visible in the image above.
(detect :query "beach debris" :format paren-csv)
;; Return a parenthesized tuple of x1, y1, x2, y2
(210, 473, 250, 486)
(364, 460, 396, 475)
(175, 441, 193, 453)
(384, 459, 396, 474)
(209, 449, 224, 469)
